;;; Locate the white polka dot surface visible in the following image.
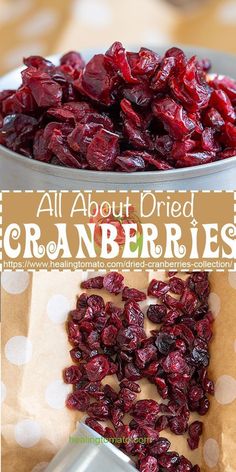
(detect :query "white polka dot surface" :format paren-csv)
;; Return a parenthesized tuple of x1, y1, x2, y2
(45, 380, 71, 410)
(31, 463, 49, 472)
(5, 336, 32, 366)
(228, 272, 236, 289)
(1, 272, 30, 294)
(208, 292, 221, 318)
(217, 0, 236, 24)
(1, 382, 7, 403)
(72, 0, 112, 28)
(47, 294, 71, 324)
(14, 419, 41, 448)
(203, 438, 220, 468)
(215, 375, 236, 405)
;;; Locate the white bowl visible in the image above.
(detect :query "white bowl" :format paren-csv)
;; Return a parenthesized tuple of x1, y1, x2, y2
(0, 45, 236, 190)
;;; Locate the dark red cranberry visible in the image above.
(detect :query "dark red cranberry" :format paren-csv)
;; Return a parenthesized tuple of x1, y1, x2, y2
(85, 355, 110, 381)
(140, 456, 158, 472)
(66, 391, 90, 411)
(122, 286, 147, 302)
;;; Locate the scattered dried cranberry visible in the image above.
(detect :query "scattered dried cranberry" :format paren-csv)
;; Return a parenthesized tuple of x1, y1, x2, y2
(140, 456, 158, 472)
(122, 286, 147, 302)
(103, 271, 124, 294)
(85, 354, 110, 381)
(64, 271, 214, 472)
(1, 44, 235, 170)
(81, 276, 104, 289)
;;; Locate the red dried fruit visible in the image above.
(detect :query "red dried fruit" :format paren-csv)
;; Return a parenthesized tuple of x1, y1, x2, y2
(81, 276, 104, 289)
(86, 128, 119, 171)
(169, 416, 188, 435)
(155, 332, 175, 355)
(85, 417, 105, 436)
(140, 456, 158, 472)
(60, 51, 85, 70)
(135, 345, 157, 369)
(120, 379, 141, 393)
(103, 271, 124, 294)
(133, 399, 160, 421)
(122, 286, 147, 302)
(169, 277, 185, 295)
(162, 351, 190, 375)
(25, 70, 63, 107)
(147, 304, 167, 323)
(85, 354, 110, 381)
(150, 437, 171, 455)
(158, 452, 180, 468)
(1, 45, 236, 171)
(148, 280, 170, 297)
(117, 326, 139, 352)
(210, 89, 236, 123)
(101, 325, 118, 346)
(64, 365, 82, 384)
(177, 456, 193, 472)
(152, 98, 195, 139)
(66, 391, 90, 411)
(75, 53, 117, 106)
(64, 271, 213, 472)
(116, 151, 146, 172)
(87, 400, 110, 419)
(106, 42, 138, 84)
(87, 294, 105, 313)
(124, 300, 144, 327)
(187, 421, 203, 450)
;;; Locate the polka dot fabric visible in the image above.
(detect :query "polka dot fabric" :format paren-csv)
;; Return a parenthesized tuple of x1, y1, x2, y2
(1, 271, 236, 471)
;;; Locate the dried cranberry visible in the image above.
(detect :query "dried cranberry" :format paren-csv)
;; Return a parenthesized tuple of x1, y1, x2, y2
(87, 295, 105, 313)
(101, 325, 118, 346)
(87, 400, 110, 419)
(86, 128, 119, 171)
(140, 456, 158, 472)
(135, 345, 157, 369)
(124, 301, 144, 327)
(117, 327, 139, 352)
(148, 280, 170, 297)
(81, 276, 104, 290)
(169, 416, 188, 435)
(64, 271, 212, 472)
(147, 304, 167, 323)
(103, 271, 124, 294)
(122, 286, 147, 302)
(188, 421, 203, 450)
(150, 437, 171, 456)
(85, 417, 105, 436)
(64, 365, 82, 384)
(169, 277, 185, 295)
(85, 355, 109, 381)
(66, 391, 90, 411)
(162, 351, 190, 374)
(133, 400, 159, 420)
(155, 332, 175, 355)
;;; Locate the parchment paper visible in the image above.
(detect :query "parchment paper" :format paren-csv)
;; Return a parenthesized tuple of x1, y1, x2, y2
(1, 272, 236, 472)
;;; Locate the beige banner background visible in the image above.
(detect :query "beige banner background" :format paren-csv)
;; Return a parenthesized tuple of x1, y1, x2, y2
(1, 191, 236, 271)
(1, 271, 236, 472)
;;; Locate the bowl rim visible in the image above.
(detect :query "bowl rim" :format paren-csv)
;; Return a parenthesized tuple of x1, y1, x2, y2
(1, 143, 236, 182)
(1, 46, 236, 183)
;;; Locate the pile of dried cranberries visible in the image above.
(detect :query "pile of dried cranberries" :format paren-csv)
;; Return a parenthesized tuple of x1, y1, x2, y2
(0, 43, 235, 171)
(64, 271, 214, 471)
